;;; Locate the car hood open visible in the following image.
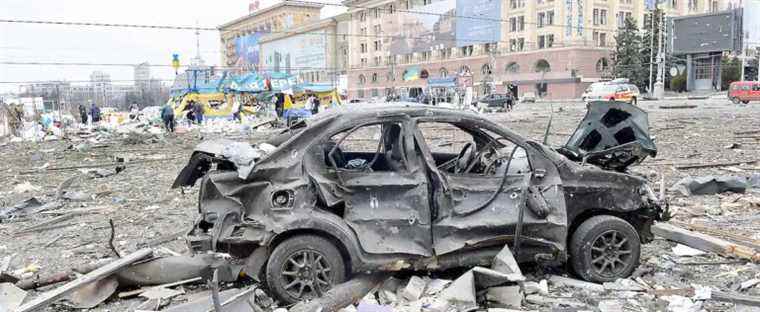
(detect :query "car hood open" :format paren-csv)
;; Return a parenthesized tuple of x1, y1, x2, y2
(558, 101, 656, 171)
(171, 139, 276, 188)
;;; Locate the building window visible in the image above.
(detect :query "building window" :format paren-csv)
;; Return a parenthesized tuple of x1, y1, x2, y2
(358, 90, 365, 98)
(506, 62, 520, 73)
(538, 34, 553, 49)
(387, 71, 395, 81)
(596, 58, 609, 72)
(461, 45, 474, 57)
(358, 74, 366, 85)
(420, 69, 429, 79)
(534, 59, 551, 73)
(481, 64, 492, 75)
(439, 67, 448, 77)
(371, 73, 378, 83)
(593, 9, 607, 25)
(360, 43, 367, 53)
(460, 65, 471, 74)
(374, 40, 381, 51)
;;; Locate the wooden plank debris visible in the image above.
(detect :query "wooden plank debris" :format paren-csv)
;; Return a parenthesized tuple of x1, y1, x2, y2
(651, 223, 760, 263)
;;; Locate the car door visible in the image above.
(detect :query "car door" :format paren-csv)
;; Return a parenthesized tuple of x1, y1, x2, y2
(325, 118, 433, 257)
(412, 118, 542, 256)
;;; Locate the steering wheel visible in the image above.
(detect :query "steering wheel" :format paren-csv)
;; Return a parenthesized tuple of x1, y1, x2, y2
(454, 142, 477, 174)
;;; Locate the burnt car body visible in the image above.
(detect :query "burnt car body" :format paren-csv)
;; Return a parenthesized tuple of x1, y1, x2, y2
(174, 102, 666, 304)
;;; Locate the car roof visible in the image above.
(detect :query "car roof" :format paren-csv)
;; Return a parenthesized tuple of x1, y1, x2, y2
(317, 102, 484, 121)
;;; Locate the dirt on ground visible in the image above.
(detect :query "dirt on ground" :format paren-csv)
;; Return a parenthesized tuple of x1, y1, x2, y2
(0, 98, 758, 311)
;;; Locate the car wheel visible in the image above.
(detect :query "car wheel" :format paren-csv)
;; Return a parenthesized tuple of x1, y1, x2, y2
(630, 97, 637, 105)
(730, 97, 741, 105)
(743, 100, 750, 104)
(265, 235, 347, 304)
(569, 215, 640, 283)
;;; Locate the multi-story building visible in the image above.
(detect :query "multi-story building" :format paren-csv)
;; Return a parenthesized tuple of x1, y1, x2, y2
(218, 1, 323, 71)
(343, 0, 731, 100)
(259, 18, 339, 84)
(660, 0, 731, 15)
(134, 62, 151, 89)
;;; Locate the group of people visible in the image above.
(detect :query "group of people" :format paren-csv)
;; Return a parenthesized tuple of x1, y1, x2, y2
(77, 103, 101, 125)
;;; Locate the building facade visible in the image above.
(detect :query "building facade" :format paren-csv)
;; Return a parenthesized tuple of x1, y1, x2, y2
(343, 0, 732, 100)
(134, 62, 151, 89)
(259, 18, 342, 84)
(218, 1, 324, 71)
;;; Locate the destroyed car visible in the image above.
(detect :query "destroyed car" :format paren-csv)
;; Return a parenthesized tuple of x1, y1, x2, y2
(174, 102, 666, 304)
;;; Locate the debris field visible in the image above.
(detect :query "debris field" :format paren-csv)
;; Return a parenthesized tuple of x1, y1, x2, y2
(1, 98, 759, 311)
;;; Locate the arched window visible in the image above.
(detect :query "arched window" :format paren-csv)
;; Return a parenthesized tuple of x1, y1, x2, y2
(358, 74, 366, 85)
(505, 62, 520, 74)
(439, 67, 448, 77)
(371, 73, 378, 83)
(481, 63, 493, 75)
(420, 69, 429, 79)
(534, 59, 551, 73)
(459, 65, 471, 74)
(596, 58, 609, 72)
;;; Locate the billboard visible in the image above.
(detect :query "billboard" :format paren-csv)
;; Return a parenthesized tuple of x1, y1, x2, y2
(233, 33, 262, 69)
(456, 0, 501, 47)
(261, 31, 327, 74)
(745, 0, 760, 49)
(671, 10, 741, 54)
(387, 0, 456, 54)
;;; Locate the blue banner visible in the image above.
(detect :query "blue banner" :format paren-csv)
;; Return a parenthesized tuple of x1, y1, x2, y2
(456, 0, 501, 47)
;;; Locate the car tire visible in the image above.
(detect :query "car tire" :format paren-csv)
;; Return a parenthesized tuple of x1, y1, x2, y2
(265, 235, 348, 304)
(569, 215, 640, 283)
(730, 97, 741, 105)
(630, 97, 637, 105)
(743, 100, 750, 104)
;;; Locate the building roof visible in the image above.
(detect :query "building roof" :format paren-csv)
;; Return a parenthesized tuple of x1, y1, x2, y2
(218, 1, 324, 30)
(258, 17, 337, 44)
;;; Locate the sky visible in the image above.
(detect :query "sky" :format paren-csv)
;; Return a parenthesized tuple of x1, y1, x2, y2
(0, 0, 345, 93)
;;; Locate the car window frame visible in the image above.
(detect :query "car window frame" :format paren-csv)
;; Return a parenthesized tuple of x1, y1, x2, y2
(321, 118, 415, 181)
(412, 116, 534, 178)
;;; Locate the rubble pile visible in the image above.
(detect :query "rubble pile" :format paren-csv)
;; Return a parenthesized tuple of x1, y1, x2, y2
(0, 100, 759, 311)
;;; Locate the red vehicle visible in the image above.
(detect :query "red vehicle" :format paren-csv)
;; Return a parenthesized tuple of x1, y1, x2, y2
(728, 81, 760, 104)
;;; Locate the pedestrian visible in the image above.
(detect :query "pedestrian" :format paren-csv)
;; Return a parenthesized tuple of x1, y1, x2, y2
(193, 100, 204, 125)
(90, 103, 101, 123)
(312, 94, 321, 115)
(161, 103, 175, 133)
(129, 103, 139, 120)
(305, 94, 315, 115)
(78, 104, 87, 125)
(231, 98, 242, 123)
(7, 104, 21, 137)
(273, 94, 284, 118)
(185, 101, 196, 127)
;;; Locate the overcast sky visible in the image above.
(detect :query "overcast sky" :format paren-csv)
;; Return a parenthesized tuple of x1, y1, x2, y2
(0, 0, 345, 93)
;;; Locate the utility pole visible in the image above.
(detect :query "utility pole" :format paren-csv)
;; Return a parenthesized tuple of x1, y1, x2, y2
(654, 9, 665, 99)
(648, 9, 656, 96)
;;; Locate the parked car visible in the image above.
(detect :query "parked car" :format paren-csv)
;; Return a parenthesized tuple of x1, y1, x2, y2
(174, 102, 666, 304)
(521, 92, 537, 103)
(582, 81, 640, 105)
(728, 81, 760, 104)
(477, 93, 514, 112)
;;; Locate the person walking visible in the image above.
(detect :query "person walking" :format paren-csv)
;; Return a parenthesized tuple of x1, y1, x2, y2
(231, 98, 242, 123)
(90, 103, 101, 124)
(192, 100, 204, 125)
(161, 103, 175, 133)
(78, 104, 88, 125)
